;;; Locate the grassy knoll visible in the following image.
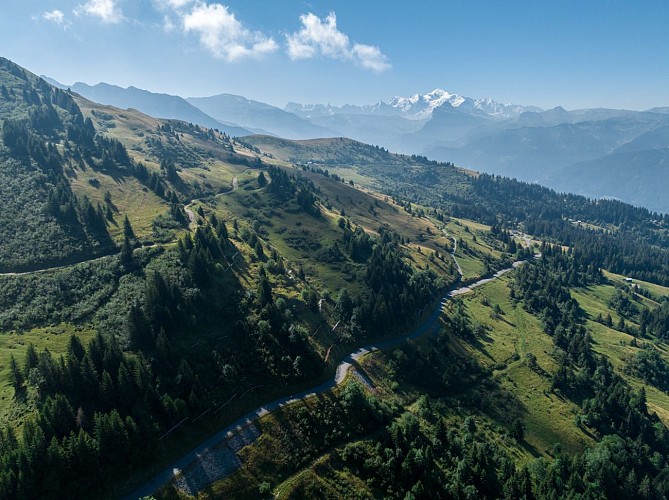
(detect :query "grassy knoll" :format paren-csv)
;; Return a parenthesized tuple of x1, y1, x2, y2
(209, 168, 459, 298)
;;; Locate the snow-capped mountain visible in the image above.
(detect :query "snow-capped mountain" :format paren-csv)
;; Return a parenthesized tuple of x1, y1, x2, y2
(388, 89, 541, 120)
(286, 89, 541, 121)
(389, 89, 467, 119)
(284, 102, 389, 118)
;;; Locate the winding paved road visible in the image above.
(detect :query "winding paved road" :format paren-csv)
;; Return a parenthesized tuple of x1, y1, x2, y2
(443, 228, 463, 277)
(125, 254, 529, 499)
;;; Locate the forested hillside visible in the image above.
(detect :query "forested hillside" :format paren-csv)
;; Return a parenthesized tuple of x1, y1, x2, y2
(0, 58, 116, 271)
(249, 135, 669, 284)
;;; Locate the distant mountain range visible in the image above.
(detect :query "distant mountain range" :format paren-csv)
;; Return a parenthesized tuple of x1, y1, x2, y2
(285, 92, 669, 213)
(186, 94, 336, 140)
(42, 77, 252, 137)
(44, 75, 669, 213)
(287, 88, 541, 121)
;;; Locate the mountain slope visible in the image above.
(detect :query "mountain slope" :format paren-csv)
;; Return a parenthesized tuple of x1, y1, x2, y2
(0, 58, 115, 272)
(187, 94, 335, 140)
(426, 122, 607, 180)
(39, 75, 68, 90)
(548, 147, 669, 213)
(308, 113, 425, 150)
(403, 102, 494, 150)
(69, 82, 252, 137)
(614, 125, 669, 153)
(0, 59, 469, 498)
(286, 94, 669, 213)
(4, 58, 669, 500)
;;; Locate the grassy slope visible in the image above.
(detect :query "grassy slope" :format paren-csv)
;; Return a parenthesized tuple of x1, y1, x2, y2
(570, 278, 669, 425)
(244, 135, 474, 201)
(451, 278, 593, 456)
(603, 269, 669, 300)
(445, 217, 505, 280)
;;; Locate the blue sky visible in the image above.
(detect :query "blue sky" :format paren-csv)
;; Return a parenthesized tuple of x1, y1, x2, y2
(2, 0, 668, 110)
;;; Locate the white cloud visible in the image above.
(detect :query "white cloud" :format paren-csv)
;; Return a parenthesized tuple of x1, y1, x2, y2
(43, 10, 67, 26)
(287, 13, 349, 60)
(352, 43, 391, 72)
(286, 12, 390, 72)
(181, 3, 278, 61)
(74, 0, 124, 24)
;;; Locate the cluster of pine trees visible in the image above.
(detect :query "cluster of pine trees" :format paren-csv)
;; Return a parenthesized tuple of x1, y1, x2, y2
(331, 228, 445, 337)
(1, 334, 171, 498)
(0, 66, 121, 271)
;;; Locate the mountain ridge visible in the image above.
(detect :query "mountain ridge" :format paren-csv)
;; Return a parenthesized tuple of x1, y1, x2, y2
(187, 93, 336, 140)
(286, 87, 542, 120)
(67, 81, 253, 137)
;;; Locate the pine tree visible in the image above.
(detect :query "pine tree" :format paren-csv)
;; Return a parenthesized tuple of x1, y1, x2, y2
(123, 215, 135, 241)
(511, 419, 524, 442)
(67, 335, 85, 361)
(24, 343, 38, 373)
(255, 241, 264, 259)
(120, 236, 134, 270)
(9, 355, 23, 395)
(256, 267, 272, 308)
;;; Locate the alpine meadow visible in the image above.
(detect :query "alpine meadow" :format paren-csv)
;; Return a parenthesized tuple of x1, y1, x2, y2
(1, 1, 669, 499)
